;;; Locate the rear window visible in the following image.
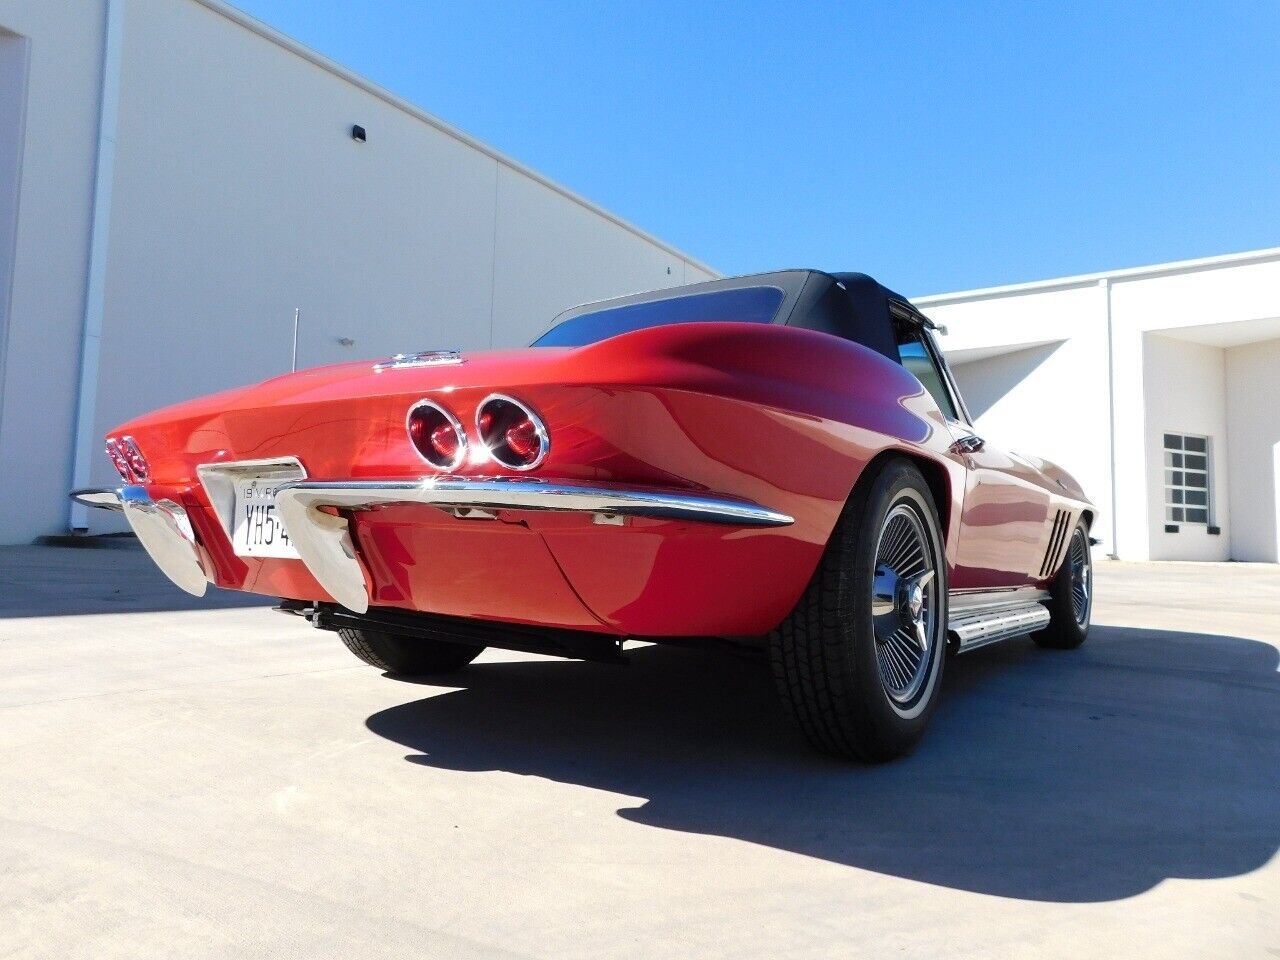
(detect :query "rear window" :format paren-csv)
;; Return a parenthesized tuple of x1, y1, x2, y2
(531, 286, 785, 347)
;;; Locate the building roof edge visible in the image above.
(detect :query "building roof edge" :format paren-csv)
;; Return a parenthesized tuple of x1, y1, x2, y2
(192, 0, 720, 277)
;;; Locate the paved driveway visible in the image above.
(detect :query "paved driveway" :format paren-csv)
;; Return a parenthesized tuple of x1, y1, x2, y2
(1, 546, 1277, 959)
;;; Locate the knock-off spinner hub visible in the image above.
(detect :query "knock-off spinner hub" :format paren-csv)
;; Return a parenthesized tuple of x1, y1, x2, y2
(904, 580, 925, 625)
(872, 563, 934, 655)
(873, 565, 930, 624)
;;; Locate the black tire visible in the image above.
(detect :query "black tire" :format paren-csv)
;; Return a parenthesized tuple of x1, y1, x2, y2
(770, 458, 949, 762)
(1032, 520, 1092, 650)
(337, 627, 484, 675)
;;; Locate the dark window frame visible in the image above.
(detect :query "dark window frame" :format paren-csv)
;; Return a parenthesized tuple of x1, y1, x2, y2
(1162, 432, 1213, 525)
(891, 307, 971, 424)
(923, 328, 973, 425)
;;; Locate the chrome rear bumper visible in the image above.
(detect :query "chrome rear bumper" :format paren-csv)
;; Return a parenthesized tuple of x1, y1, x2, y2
(71, 486, 208, 596)
(272, 479, 794, 614)
(73, 477, 793, 613)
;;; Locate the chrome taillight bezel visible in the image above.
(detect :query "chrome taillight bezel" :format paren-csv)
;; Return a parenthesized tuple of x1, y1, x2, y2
(475, 394, 549, 472)
(406, 398, 468, 471)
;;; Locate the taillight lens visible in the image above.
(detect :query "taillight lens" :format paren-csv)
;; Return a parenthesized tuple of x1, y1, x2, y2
(407, 400, 466, 470)
(120, 437, 149, 482)
(476, 395, 547, 470)
(105, 439, 133, 482)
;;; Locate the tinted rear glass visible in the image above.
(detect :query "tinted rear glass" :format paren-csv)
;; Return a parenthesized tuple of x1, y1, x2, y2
(531, 286, 785, 347)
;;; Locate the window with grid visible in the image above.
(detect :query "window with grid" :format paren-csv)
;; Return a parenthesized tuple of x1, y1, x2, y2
(1163, 433, 1211, 524)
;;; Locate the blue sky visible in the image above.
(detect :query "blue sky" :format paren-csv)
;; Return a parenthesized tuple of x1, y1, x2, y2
(233, 0, 1279, 294)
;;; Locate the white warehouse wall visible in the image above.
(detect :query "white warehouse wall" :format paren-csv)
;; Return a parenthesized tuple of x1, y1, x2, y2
(949, 342, 1063, 422)
(80, 0, 714, 536)
(1225, 338, 1280, 562)
(0, 0, 715, 543)
(924, 251, 1280, 563)
(0, 1, 107, 545)
(1106, 255, 1280, 562)
(1141, 335, 1230, 562)
(922, 282, 1115, 555)
(490, 165, 713, 348)
(91, 0, 711, 475)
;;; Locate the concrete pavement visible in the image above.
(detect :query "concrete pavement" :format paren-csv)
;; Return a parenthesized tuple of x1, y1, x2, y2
(1, 545, 1277, 959)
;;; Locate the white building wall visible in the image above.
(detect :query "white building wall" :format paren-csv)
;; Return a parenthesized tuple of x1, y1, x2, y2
(489, 164, 713, 348)
(1141, 335, 1229, 561)
(0, 0, 715, 544)
(1225, 338, 1280, 562)
(96, 0, 506, 421)
(0, 1, 106, 545)
(91, 0, 711, 486)
(1108, 255, 1280, 562)
(922, 250, 1280, 564)
(923, 283, 1115, 555)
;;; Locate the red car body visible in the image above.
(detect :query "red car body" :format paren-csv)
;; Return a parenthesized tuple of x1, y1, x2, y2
(82, 269, 1093, 653)
(77, 269, 1098, 759)
(101, 317, 1091, 636)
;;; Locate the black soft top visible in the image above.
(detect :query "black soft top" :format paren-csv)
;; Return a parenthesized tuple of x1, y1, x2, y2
(547, 269, 933, 361)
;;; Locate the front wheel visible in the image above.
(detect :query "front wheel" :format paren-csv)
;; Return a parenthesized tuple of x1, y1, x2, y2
(1032, 520, 1092, 649)
(770, 459, 948, 762)
(337, 627, 484, 675)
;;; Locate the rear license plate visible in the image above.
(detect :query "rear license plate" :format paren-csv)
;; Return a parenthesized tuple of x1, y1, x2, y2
(232, 477, 300, 559)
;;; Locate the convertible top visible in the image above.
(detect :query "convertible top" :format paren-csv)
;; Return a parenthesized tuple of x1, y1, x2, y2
(547, 269, 934, 361)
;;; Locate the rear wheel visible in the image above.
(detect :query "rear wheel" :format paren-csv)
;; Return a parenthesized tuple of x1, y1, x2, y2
(770, 459, 948, 762)
(1032, 520, 1092, 649)
(337, 627, 484, 675)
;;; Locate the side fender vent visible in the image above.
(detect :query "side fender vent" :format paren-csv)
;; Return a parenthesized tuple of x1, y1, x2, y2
(1039, 509, 1071, 578)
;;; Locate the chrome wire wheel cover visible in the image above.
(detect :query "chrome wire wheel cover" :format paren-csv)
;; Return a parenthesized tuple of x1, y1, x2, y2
(1068, 527, 1092, 626)
(871, 501, 941, 706)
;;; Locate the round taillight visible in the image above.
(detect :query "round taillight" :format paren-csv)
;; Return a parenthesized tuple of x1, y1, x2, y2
(407, 400, 466, 470)
(120, 436, 149, 482)
(476, 395, 548, 471)
(105, 439, 133, 482)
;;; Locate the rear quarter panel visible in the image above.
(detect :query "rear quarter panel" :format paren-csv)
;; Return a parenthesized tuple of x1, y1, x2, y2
(519, 324, 966, 631)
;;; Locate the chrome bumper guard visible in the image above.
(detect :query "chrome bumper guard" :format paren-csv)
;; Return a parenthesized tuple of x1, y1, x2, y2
(273, 479, 794, 614)
(71, 487, 208, 596)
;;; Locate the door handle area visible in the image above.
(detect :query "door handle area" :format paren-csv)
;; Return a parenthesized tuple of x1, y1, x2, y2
(950, 435, 985, 455)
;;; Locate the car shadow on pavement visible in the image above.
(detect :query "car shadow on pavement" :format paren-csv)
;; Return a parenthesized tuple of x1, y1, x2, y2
(366, 624, 1280, 903)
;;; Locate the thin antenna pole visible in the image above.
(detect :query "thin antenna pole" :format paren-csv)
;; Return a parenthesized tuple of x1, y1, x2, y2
(291, 308, 300, 372)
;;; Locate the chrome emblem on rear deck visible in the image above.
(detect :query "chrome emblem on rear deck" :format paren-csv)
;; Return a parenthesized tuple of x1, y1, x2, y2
(373, 350, 464, 372)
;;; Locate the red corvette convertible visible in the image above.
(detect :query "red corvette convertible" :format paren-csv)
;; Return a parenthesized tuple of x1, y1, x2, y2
(75, 271, 1094, 761)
